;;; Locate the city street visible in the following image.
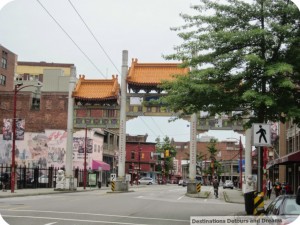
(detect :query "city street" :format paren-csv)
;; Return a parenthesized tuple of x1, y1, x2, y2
(0, 185, 243, 225)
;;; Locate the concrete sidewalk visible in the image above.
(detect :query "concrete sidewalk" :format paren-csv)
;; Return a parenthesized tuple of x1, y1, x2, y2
(223, 188, 276, 205)
(0, 184, 149, 198)
(0, 186, 108, 198)
(223, 188, 277, 216)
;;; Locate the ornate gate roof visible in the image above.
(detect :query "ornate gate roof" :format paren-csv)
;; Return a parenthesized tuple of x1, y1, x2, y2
(72, 75, 120, 105)
(127, 58, 189, 93)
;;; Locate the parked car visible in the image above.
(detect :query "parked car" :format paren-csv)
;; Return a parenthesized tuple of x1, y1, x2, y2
(223, 180, 234, 189)
(32, 175, 57, 184)
(178, 179, 187, 187)
(259, 195, 300, 225)
(138, 177, 153, 185)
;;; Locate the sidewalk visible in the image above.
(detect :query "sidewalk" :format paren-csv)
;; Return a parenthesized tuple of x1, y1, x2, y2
(0, 186, 108, 198)
(223, 188, 277, 216)
(223, 188, 244, 204)
(223, 188, 276, 205)
(0, 184, 148, 198)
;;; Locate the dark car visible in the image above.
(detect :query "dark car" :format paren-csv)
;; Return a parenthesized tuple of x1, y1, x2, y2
(260, 195, 300, 225)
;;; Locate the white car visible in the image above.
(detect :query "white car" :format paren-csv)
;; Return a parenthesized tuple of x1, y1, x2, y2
(36, 175, 57, 184)
(138, 177, 153, 185)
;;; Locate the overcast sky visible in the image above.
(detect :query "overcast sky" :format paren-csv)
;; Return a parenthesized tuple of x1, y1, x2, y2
(2, 0, 297, 142)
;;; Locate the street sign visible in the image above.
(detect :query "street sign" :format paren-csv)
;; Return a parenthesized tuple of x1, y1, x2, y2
(253, 124, 271, 146)
(110, 173, 116, 182)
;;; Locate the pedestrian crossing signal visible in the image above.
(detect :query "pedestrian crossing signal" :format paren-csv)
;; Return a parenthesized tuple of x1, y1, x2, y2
(253, 124, 271, 146)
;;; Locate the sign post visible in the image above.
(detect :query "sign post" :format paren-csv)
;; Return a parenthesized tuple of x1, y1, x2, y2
(252, 124, 271, 193)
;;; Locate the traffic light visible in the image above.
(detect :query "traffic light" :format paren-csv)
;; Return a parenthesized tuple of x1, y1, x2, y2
(165, 150, 169, 157)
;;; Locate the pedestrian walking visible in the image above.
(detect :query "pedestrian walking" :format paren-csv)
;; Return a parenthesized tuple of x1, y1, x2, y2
(274, 178, 282, 197)
(266, 178, 272, 199)
(213, 177, 219, 199)
(1, 171, 9, 192)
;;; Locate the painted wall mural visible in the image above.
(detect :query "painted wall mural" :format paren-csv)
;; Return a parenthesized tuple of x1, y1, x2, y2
(0, 129, 104, 170)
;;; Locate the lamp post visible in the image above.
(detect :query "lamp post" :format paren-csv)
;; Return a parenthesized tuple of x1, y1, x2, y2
(226, 137, 244, 189)
(83, 126, 87, 190)
(11, 83, 41, 193)
(239, 136, 243, 190)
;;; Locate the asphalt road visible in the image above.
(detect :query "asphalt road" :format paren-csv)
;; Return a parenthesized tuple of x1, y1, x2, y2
(0, 185, 242, 225)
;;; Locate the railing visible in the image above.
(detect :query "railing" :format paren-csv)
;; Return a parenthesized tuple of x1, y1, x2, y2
(0, 165, 104, 190)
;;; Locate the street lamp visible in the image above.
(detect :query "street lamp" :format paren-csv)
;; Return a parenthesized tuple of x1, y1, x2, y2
(11, 82, 41, 193)
(83, 126, 87, 190)
(226, 137, 244, 189)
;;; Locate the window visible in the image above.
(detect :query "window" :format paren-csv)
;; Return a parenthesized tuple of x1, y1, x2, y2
(131, 151, 135, 160)
(1, 51, 7, 69)
(0, 74, 6, 86)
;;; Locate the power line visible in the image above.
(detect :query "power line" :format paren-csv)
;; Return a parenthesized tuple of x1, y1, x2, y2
(139, 117, 159, 138)
(36, 0, 106, 78)
(150, 117, 165, 137)
(68, 0, 121, 75)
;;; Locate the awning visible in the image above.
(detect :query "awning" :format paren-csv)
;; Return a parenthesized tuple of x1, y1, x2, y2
(266, 151, 300, 169)
(92, 160, 110, 171)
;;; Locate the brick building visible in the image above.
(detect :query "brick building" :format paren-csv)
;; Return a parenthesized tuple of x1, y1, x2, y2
(125, 134, 157, 183)
(174, 137, 243, 185)
(0, 44, 17, 92)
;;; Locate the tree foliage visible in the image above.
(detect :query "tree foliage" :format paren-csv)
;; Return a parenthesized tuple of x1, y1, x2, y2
(204, 138, 223, 177)
(161, 0, 300, 127)
(155, 136, 176, 175)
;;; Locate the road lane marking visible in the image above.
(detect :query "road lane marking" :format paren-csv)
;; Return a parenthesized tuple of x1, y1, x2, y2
(44, 223, 57, 225)
(2, 210, 188, 223)
(2, 215, 188, 224)
(177, 195, 185, 200)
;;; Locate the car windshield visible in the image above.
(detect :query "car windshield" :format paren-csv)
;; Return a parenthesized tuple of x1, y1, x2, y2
(283, 198, 300, 215)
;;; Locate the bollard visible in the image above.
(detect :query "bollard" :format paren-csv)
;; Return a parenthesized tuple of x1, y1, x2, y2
(111, 181, 115, 192)
(253, 192, 264, 215)
(197, 183, 201, 193)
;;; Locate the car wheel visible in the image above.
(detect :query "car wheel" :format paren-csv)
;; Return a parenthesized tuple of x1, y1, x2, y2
(223, 187, 225, 189)
(231, 187, 233, 189)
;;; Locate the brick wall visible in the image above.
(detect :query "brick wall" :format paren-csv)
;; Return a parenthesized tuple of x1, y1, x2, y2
(0, 91, 68, 133)
(0, 46, 17, 92)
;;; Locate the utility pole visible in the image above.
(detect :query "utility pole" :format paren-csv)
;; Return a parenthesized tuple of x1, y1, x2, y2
(239, 136, 243, 189)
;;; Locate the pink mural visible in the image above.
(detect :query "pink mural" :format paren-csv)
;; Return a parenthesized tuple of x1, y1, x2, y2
(0, 129, 104, 170)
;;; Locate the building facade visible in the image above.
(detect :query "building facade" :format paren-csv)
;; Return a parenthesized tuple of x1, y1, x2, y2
(174, 137, 243, 185)
(0, 45, 17, 92)
(125, 135, 157, 183)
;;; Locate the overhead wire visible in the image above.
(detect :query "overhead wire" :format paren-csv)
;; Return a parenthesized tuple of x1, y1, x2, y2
(36, 0, 106, 78)
(139, 117, 159, 139)
(68, 0, 166, 139)
(67, 0, 121, 75)
(150, 117, 166, 137)
(36, 0, 182, 140)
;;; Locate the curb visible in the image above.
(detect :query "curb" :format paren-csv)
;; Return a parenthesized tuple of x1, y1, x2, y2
(0, 188, 99, 198)
(185, 191, 210, 198)
(223, 191, 245, 204)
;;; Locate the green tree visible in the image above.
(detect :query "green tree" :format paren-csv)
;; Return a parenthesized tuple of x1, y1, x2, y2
(204, 138, 223, 177)
(155, 136, 176, 177)
(161, 0, 300, 127)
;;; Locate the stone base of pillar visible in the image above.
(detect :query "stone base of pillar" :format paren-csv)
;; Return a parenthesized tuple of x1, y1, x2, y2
(114, 180, 129, 192)
(55, 177, 77, 191)
(187, 182, 197, 194)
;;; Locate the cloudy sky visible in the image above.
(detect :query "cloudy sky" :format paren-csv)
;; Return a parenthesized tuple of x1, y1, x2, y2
(3, 0, 296, 142)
